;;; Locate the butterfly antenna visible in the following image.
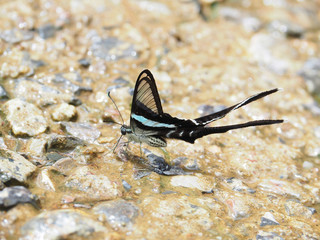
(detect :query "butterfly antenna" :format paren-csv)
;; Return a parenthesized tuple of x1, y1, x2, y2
(107, 91, 125, 125)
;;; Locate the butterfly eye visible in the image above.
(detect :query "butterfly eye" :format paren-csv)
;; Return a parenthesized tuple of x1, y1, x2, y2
(120, 126, 127, 135)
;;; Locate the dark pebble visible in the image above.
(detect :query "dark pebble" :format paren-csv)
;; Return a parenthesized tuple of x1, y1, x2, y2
(0, 186, 39, 209)
(69, 97, 82, 106)
(122, 180, 132, 191)
(46, 152, 66, 163)
(307, 207, 317, 215)
(260, 212, 279, 227)
(38, 24, 56, 39)
(268, 20, 304, 38)
(47, 135, 85, 153)
(142, 149, 186, 176)
(54, 73, 92, 95)
(0, 85, 9, 99)
(78, 58, 91, 68)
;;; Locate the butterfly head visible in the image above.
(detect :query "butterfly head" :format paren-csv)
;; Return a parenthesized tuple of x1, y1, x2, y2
(120, 125, 131, 135)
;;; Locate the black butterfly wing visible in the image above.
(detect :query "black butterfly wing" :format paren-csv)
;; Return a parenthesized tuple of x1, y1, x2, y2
(194, 88, 280, 125)
(130, 70, 168, 136)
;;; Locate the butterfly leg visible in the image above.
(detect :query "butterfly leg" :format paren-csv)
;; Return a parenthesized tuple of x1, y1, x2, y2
(160, 147, 170, 160)
(139, 142, 143, 158)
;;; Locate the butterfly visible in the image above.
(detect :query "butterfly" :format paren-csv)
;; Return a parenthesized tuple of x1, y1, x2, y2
(114, 69, 283, 148)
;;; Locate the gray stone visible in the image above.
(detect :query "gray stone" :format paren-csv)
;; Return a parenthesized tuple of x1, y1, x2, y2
(61, 122, 100, 143)
(93, 199, 139, 230)
(299, 58, 320, 95)
(0, 85, 9, 99)
(2, 99, 48, 136)
(54, 73, 92, 95)
(249, 33, 296, 75)
(20, 209, 108, 240)
(0, 186, 38, 208)
(64, 166, 122, 201)
(141, 149, 186, 176)
(47, 134, 85, 152)
(21, 52, 46, 77)
(268, 20, 305, 38)
(0, 149, 36, 183)
(218, 7, 262, 32)
(90, 37, 137, 61)
(78, 58, 91, 67)
(122, 180, 132, 191)
(260, 212, 279, 226)
(38, 24, 56, 39)
(256, 231, 284, 240)
(13, 79, 73, 106)
(0, 28, 34, 43)
(284, 200, 314, 219)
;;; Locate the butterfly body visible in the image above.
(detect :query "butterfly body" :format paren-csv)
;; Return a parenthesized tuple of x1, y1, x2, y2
(120, 69, 283, 148)
(121, 124, 167, 147)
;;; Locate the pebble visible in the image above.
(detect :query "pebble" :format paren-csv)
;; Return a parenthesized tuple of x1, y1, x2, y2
(0, 85, 9, 99)
(78, 58, 91, 68)
(2, 99, 48, 136)
(64, 166, 122, 201)
(25, 138, 47, 158)
(54, 72, 92, 95)
(299, 58, 320, 94)
(38, 24, 56, 39)
(142, 149, 186, 175)
(172, 156, 200, 170)
(214, 190, 253, 220)
(218, 7, 262, 32)
(21, 52, 46, 77)
(90, 37, 137, 61)
(0, 186, 38, 209)
(260, 212, 279, 226)
(314, 126, 320, 138)
(52, 157, 78, 175)
(13, 79, 73, 106)
(36, 168, 56, 192)
(170, 175, 215, 192)
(258, 179, 301, 199)
(93, 199, 139, 230)
(0, 28, 34, 43)
(268, 20, 304, 38)
(140, 195, 213, 238)
(0, 149, 36, 183)
(46, 134, 85, 152)
(249, 33, 295, 75)
(122, 180, 132, 191)
(61, 122, 101, 143)
(106, 76, 130, 92)
(284, 200, 314, 219)
(51, 103, 77, 121)
(223, 178, 252, 193)
(302, 161, 313, 169)
(20, 209, 108, 240)
(256, 231, 284, 240)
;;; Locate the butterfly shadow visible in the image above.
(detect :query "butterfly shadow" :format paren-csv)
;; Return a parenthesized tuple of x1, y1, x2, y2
(115, 142, 190, 178)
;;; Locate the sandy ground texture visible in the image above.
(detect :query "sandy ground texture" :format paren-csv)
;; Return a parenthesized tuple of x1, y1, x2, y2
(0, 0, 320, 239)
